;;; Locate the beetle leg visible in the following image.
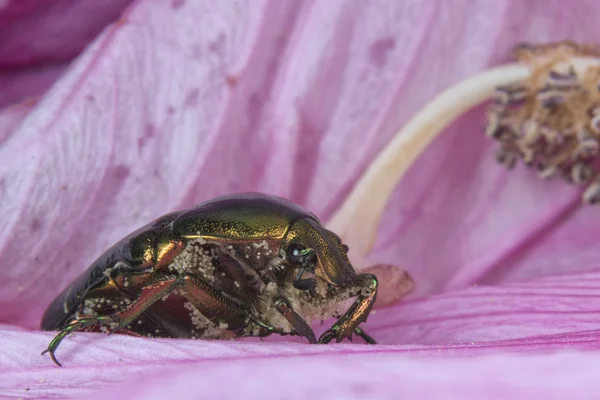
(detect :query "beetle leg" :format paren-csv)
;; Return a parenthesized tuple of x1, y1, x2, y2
(41, 316, 114, 366)
(176, 275, 297, 338)
(105, 279, 180, 331)
(273, 297, 317, 343)
(317, 273, 378, 344)
(177, 274, 249, 313)
(43, 279, 179, 366)
(178, 275, 317, 341)
(75, 261, 153, 314)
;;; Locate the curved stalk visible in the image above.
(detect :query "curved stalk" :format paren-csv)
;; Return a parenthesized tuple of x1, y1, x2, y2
(328, 57, 600, 262)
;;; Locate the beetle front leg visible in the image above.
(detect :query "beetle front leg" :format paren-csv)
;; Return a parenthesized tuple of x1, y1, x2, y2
(318, 273, 378, 344)
(273, 297, 317, 343)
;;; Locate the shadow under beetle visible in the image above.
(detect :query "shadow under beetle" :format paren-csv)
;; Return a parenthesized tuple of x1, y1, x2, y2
(41, 192, 378, 366)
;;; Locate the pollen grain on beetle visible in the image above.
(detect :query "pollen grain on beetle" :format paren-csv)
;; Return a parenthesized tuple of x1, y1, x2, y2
(485, 41, 600, 203)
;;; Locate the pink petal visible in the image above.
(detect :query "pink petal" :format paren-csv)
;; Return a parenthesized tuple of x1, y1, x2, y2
(479, 205, 600, 285)
(93, 351, 600, 400)
(0, 0, 134, 107)
(0, 65, 66, 109)
(0, 102, 32, 145)
(3, 269, 600, 398)
(368, 268, 600, 345)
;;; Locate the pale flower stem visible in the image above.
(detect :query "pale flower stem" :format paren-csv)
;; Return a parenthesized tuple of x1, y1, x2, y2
(327, 57, 600, 262)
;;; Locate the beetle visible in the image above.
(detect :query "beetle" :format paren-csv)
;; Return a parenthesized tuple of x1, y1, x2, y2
(41, 192, 378, 366)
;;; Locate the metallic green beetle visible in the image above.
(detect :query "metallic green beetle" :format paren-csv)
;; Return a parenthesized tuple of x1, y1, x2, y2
(41, 193, 378, 366)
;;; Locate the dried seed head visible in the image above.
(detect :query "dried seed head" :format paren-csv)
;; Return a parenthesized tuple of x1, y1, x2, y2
(485, 41, 600, 204)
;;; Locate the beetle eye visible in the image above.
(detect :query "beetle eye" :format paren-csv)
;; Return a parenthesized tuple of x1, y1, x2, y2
(287, 243, 317, 267)
(288, 243, 307, 263)
(342, 244, 349, 253)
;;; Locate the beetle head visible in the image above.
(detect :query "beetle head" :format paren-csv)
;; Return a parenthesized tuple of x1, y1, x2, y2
(283, 218, 356, 287)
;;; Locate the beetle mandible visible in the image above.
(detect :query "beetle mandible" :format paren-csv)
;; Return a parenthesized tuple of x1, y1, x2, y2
(41, 192, 378, 366)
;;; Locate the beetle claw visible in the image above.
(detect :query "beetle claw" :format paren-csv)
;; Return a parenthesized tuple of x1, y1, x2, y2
(317, 328, 336, 344)
(50, 353, 63, 367)
(41, 349, 62, 367)
(318, 325, 358, 344)
(353, 327, 376, 344)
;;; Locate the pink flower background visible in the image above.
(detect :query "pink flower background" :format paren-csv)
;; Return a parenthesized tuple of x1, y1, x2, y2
(2, 0, 600, 398)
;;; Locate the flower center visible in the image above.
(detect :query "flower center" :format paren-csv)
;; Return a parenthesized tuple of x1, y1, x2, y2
(486, 41, 600, 203)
